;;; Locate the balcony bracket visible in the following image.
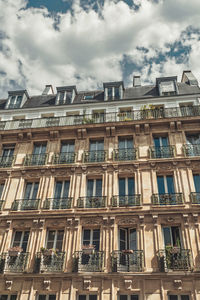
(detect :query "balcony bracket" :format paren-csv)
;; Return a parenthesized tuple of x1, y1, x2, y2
(173, 279, 182, 290)
(5, 280, 13, 290)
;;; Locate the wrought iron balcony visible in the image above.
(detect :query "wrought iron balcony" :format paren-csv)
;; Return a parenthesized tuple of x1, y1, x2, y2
(46, 117, 60, 127)
(0, 155, 14, 168)
(35, 252, 65, 273)
(111, 250, 143, 272)
(113, 148, 137, 161)
(24, 154, 47, 166)
(11, 199, 40, 211)
(183, 144, 200, 157)
(149, 146, 175, 158)
(111, 195, 141, 207)
(52, 152, 76, 164)
(43, 198, 72, 209)
(0, 200, 4, 210)
(158, 248, 192, 272)
(190, 192, 200, 204)
(152, 193, 183, 205)
(0, 252, 29, 273)
(83, 150, 107, 163)
(118, 112, 134, 121)
(77, 196, 106, 208)
(72, 251, 104, 272)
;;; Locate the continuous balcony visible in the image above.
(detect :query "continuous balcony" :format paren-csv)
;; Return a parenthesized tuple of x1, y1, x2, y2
(43, 198, 72, 209)
(1, 106, 200, 132)
(0, 252, 29, 273)
(183, 144, 200, 157)
(24, 154, 47, 166)
(111, 250, 143, 272)
(35, 252, 65, 273)
(72, 251, 104, 272)
(77, 196, 106, 208)
(83, 150, 107, 163)
(190, 192, 200, 204)
(158, 248, 192, 272)
(0, 155, 15, 168)
(152, 193, 183, 205)
(149, 146, 175, 158)
(52, 152, 76, 164)
(111, 195, 141, 207)
(11, 199, 40, 211)
(113, 148, 137, 161)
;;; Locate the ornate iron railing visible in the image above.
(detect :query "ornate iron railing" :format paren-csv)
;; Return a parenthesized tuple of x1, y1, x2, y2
(111, 195, 141, 207)
(111, 250, 143, 272)
(1, 106, 200, 132)
(43, 198, 72, 209)
(52, 152, 76, 164)
(113, 148, 137, 161)
(72, 251, 104, 272)
(190, 192, 200, 204)
(149, 146, 175, 158)
(83, 150, 107, 163)
(183, 144, 200, 157)
(0, 252, 29, 272)
(77, 196, 106, 208)
(152, 193, 183, 205)
(158, 248, 192, 272)
(0, 155, 15, 168)
(11, 199, 40, 211)
(24, 154, 47, 166)
(35, 252, 65, 273)
(0, 200, 4, 210)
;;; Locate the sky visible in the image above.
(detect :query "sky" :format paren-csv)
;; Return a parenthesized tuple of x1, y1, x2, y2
(0, 0, 200, 98)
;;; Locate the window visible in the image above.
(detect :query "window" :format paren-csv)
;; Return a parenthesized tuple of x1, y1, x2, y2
(119, 228, 137, 250)
(89, 140, 104, 152)
(12, 231, 30, 252)
(119, 178, 135, 196)
(0, 183, 5, 199)
(157, 175, 175, 194)
(159, 81, 176, 96)
(154, 136, 168, 148)
(107, 87, 112, 100)
(38, 296, 56, 300)
(54, 181, 69, 199)
(33, 143, 46, 155)
(24, 182, 39, 199)
(114, 87, 120, 99)
(119, 296, 139, 300)
(87, 140, 105, 162)
(57, 90, 72, 105)
(92, 110, 105, 123)
(82, 229, 100, 251)
(87, 179, 102, 197)
(153, 136, 172, 158)
(106, 86, 121, 100)
(78, 295, 97, 300)
(168, 296, 189, 300)
(162, 226, 181, 247)
(60, 141, 74, 153)
(0, 295, 17, 300)
(8, 95, 23, 109)
(193, 174, 200, 192)
(2, 145, 15, 157)
(119, 137, 133, 149)
(84, 95, 94, 100)
(46, 230, 64, 251)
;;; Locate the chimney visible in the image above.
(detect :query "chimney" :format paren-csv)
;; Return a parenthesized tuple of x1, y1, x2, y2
(42, 85, 54, 95)
(181, 70, 198, 86)
(133, 75, 141, 87)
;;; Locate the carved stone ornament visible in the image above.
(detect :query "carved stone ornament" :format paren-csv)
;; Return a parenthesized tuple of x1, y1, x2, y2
(82, 218, 102, 225)
(103, 217, 114, 226)
(43, 280, 51, 290)
(117, 217, 137, 225)
(66, 218, 79, 227)
(124, 279, 133, 290)
(173, 280, 182, 290)
(83, 278, 91, 290)
(166, 217, 175, 223)
(32, 219, 44, 228)
(5, 280, 13, 290)
(6, 220, 12, 229)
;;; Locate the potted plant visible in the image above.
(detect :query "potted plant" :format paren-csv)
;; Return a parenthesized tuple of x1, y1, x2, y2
(40, 247, 59, 256)
(8, 246, 23, 256)
(122, 249, 134, 254)
(82, 244, 95, 254)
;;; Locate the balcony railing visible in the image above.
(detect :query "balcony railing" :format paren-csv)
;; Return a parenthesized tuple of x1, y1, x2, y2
(152, 193, 183, 205)
(111, 250, 143, 272)
(183, 144, 200, 157)
(149, 146, 175, 158)
(24, 154, 47, 166)
(158, 248, 192, 272)
(35, 252, 65, 273)
(111, 195, 141, 207)
(0, 155, 15, 168)
(190, 192, 200, 204)
(52, 152, 76, 164)
(72, 251, 104, 272)
(0, 252, 29, 273)
(43, 198, 72, 209)
(113, 148, 137, 161)
(77, 196, 106, 208)
(11, 199, 40, 211)
(83, 150, 107, 163)
(0, 200, 4, 210)
(1, 106, 200, 132)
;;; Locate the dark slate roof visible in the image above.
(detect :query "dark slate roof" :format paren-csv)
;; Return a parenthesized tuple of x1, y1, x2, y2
(0, 82, 200, 110)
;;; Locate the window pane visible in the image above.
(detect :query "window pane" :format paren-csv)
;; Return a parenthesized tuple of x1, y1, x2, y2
(79, 296, 86, 300)
(87, 180, 94, 197)
(157, 176, 165, 194)
(166, 176, 175, 194)
(161, 137, 168, 147)
(32, 183, 39, 199)
(54, 182, 62, 198)
(169, 296, 178, 300)
(119, 178, 125, 196)
(63, 181, 70, 198)
(154, 137, 160, 147)
(114, 87, 120, 99)
(13, 231, 22, 246)
(38, 296, 46, 300)
(181, 296, 189, 300)
(95, 179, 102, 196)
(163, 227, 172, 246)
(83, 229, 91, 245)
(127, 139, 133, 148)
(24, 183, 32, 199)
(46, 231, 55, 249)
(119, 229, 126, 250)
(16, 95, 22, 107)
(0, 184, 4, 199)
(93, 229, 100, 251)
(49, 295, 56, 300)
(131, 296, 139, 300)
(0, 296, 8, 300)
(194, 174, 200, 192)
(119, 139, 125, 149)
(21, 231, 30, 252)
(128, 178, 135, 195)
(120, 296, 127, 300)
(89, 296, 97, 300)
(108, 87, 112, 99)
(10, 296, 17, 300)
(172, 226, 181, 247)
(97, 140, 104, 151)
(130, 229, 137, 250)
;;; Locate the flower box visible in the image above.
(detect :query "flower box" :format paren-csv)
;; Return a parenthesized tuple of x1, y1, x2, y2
(8, 246, 23, 256)
(82, 245, 95, 254)
(122, 249, 134, 254)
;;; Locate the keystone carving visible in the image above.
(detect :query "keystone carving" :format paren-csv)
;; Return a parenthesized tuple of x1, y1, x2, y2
(124, 279, 133, 290)
(43, 280, 51, 290)
(83, 278, 91, 290)
(117, 217, 137, 225)
(5, 280, 13, 290)
(173, 279, 182, 290)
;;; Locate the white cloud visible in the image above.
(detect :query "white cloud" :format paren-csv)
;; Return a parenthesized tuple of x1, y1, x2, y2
(0, 0, 200, 97)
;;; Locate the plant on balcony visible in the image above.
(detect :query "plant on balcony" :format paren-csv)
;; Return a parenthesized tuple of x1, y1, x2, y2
(82, 117, 94, 124)
(40, 247, 59, 256)
(8, 246, 23, 256)
(82, 244, 95, 254)
(122, 249, 134, 254)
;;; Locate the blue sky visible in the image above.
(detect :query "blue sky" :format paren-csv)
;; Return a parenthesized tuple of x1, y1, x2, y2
(0, 0, 200, 97)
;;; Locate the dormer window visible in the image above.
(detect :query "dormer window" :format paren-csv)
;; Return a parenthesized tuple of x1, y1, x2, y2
(56, 86, 77, 105)
(103, 81, 124, 101)
(84, 95, 94, 100)
(6, 90, 28, 109)
(156, 77, 178, 96)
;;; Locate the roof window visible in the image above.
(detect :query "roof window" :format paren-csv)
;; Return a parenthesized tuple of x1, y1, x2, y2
(56, 86, 77, 105)
(6, 90, 29, 109)
(156, 77, 178, 96)
(103, 81, 124, 101)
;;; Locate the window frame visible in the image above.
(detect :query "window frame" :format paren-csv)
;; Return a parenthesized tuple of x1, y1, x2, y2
(11, 230, 30, 252)
(23, 182, 39, 200)
(87, 178, 102, 197)
(118, 177, 135, 196)
(0, 295, 18, 300)
(37, 295, 57, 300)
(7, 95, 23, 109)
(45, 229, 64, 251)
(162, 226, 182, 248)
(118, 294, 139, 300)
(168, 295, 190, 300)
(118, 227, 137, 251)
(82, 228, 100, 250)
(77, 295, 97, 300)
(54, 180, 70, 199)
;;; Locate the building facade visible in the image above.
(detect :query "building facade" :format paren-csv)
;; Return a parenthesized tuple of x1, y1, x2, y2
(0, 71, 200, 300)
